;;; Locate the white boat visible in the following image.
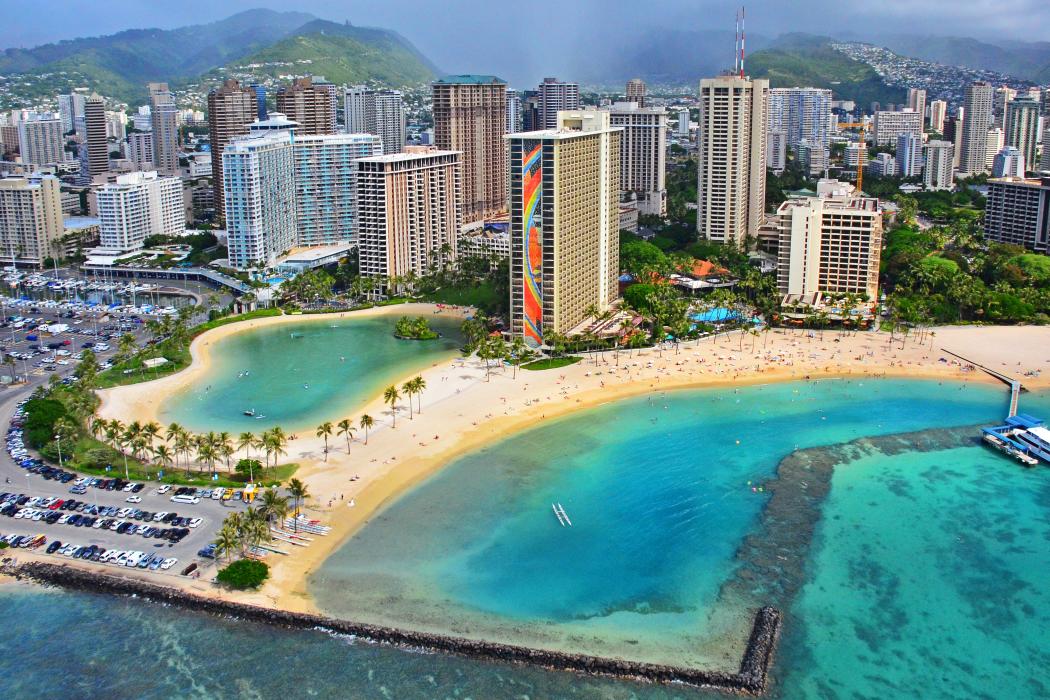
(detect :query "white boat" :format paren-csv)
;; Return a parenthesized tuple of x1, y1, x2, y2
(552, 503, 572, 527)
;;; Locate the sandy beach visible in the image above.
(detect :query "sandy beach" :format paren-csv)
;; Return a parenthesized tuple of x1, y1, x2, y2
(95, 309, 1050, 613)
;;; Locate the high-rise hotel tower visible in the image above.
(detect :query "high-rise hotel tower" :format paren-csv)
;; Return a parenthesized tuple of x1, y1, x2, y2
(508, 110, 621, 348)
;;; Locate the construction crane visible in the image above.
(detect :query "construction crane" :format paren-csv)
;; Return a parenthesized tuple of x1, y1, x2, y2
(837, 121, 868, 194)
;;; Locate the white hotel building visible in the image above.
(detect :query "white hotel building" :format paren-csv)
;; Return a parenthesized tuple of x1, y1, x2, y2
(223, 126, 383, 269)
(96, 171, 184, 251)
(294, 133, 382, 246)
(223, 131, 298, 270)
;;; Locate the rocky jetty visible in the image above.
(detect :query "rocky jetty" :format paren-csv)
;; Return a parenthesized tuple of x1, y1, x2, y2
(3, 560, 781, 695)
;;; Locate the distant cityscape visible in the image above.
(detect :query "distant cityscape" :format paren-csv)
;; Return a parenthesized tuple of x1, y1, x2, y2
(0, 10, 1047, 341)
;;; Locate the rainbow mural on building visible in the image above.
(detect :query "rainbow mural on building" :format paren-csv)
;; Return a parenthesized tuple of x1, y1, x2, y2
(522, 142, 544, 347)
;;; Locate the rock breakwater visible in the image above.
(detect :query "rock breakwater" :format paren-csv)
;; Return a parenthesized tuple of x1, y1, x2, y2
(2, 560, 780, 695)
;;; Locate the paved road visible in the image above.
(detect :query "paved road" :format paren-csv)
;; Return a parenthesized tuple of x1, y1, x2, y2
(0, 270, 235, 577)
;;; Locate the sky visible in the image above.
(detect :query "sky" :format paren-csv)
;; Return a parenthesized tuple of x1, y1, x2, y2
(4, 0, 1049, 84)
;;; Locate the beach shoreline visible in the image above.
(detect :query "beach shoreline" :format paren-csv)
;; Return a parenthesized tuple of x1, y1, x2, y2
(95, 302, 472, 431)
(94, 311, 1050, 615)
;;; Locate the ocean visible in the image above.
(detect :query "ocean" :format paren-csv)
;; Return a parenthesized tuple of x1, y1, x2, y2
(3, 378, 1048, 698)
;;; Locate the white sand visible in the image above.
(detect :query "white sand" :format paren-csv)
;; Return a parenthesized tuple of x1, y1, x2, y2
(96, 313, 1050, 611)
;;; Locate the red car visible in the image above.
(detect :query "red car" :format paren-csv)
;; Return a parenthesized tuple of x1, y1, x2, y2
(48, 499, 64, 510)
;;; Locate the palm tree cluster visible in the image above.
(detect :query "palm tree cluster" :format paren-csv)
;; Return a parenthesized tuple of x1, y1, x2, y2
(379, 375, 427, 427)
(214, 486, 300, 562)
(89, 419, 291, 481)
(278, 269, 335, 307)
(460, 315, 533, 379)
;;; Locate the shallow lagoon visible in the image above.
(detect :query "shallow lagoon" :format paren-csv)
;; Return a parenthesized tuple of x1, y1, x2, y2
(309, 378, 1016, 668)
(158, 314, 463, 433)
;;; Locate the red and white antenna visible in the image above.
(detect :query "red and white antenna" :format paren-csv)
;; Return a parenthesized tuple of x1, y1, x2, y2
(734, 10, 740, 75)
(740, 6, 746, 79)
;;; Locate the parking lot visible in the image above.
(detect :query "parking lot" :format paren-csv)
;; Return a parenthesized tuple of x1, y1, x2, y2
(0, 267, 237, 578)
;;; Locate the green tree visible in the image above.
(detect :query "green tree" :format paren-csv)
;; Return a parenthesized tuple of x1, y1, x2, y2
(359, 414, 374, 444)
(383, 385, 400, 427)
(336, 418, 355, 453)
(316, 421, 333, 461)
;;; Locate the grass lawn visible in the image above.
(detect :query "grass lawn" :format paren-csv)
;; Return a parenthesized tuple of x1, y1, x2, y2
(189, 308, 282, 339)
(521, 356, 582, 371)
(421, 281, 498, 310)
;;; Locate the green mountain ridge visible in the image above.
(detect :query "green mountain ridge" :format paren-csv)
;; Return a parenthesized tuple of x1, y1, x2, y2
(0, 10, 438, 106)
(217, 19, 439, 87)
(747, 34, 905, 107)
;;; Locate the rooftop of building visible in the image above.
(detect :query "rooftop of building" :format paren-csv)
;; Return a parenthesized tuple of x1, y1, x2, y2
(989, 176, 1050, 187)
(63, 216, 100, 229)
(277, 244, 353, 264)
(606, 101, 667, 113)
(434, 75, 506, 85)
(356, 149, 460, 163)
(249, 112, 299, 131)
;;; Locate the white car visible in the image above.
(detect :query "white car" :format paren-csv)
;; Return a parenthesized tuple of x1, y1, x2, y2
(122, 483, 136, 492)
(56, 360, 70, 366)
(170, 495, 200, 504)
(157, 485, 171, 494)
(57, 514, 71, 524)
(160, 558, 177, 571)
(115, 552, 130, 566)
(152, 512, 169, 522)
(210, 488, 225, 500)
(117, 508, 131, 517)
(125, 495, 141, 504)
(187, 517, 202, 529)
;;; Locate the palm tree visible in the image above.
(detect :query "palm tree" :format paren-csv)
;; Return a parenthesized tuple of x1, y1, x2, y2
(215, 525, 240, 563)
(401, 380, 416, 420)
(287, 478, 309, 532)
(175, 430, 194, 476)
(142, 421, 161, 451)
(383, 385, 400, 427)
(89, 416, 107, 440)
(218, 433, 235, 473)
(122, 421, 142, 459)
(152, 444, 173, 476)
(409, 376, 426, 414)
(116, 332, 137, 362)
(316, 421, 333, 461)
(262, 428, 288, 478)
(241, 507, 270, 550)
(359, 414, 374, 445)
(337, 419, 355, 453)
(258, 487, 290, 528)
(237, 431, 255, 461)
(197, 438, 218, 477)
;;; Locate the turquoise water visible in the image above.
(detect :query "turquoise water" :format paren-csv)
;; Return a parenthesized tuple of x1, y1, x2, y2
(775, 442, 1050, 699)
(0, 585, 720, 699)
(309, 379, 1011, 667)
(4, 378, 1048, 698)
(158, 314, 462, 432)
